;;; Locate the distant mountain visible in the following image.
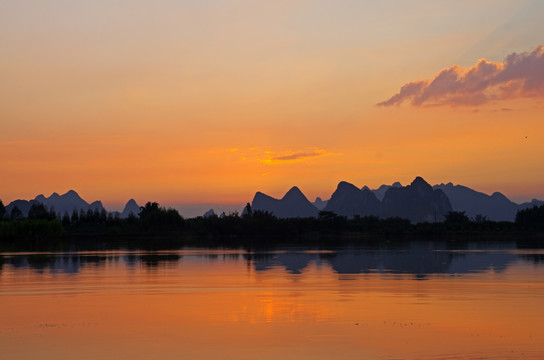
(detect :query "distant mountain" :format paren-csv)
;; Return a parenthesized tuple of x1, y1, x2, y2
(5, 199, 38, 218)
(89, 201, 105, 212)
(382, 177, 452, 223)
(313, 197, 328, 210)
(518, 199, 544, 211)
(203, 209, 216, 218)
(324, 181, 381, 218)
(6, 190, 105, 218)
(121, 199, 140, 218)
(369, 182, 402, 201)
(251, 186, 319, 218)
(251, 178, 451, 222)
(433, 183, 519, 221)
(37, 190, 91, 215)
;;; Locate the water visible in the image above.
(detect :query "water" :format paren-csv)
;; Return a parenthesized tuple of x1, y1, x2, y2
(1, 241, 544, 359)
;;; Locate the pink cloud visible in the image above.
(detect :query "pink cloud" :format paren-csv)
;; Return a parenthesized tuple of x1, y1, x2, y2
(378, 45, 544, 107)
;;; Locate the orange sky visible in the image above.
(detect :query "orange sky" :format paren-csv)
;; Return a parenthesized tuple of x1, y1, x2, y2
(1, 1, 543, 210)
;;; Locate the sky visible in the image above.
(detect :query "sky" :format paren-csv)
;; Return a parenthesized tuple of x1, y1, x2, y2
(1, 0, 544, 214)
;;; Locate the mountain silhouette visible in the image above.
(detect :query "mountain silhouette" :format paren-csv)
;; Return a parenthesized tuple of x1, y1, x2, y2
(203, 209, 216, 218)
(313, 197, 328, 210)
(324, 181, 381, 218)
(4, 180, 543, 222)
(6, 190, 103, 217)
(382, 177, 452, 223)
(89, 201, 105, 211)
(253, 178, 452, 223)
(5, 199, 38, 217)
(121, 199, 140, 218)
(369, 182, 402, 201)
(433, 183, 519, 221)
(251, 186, 319, 218)
(519, 199, 544, 210)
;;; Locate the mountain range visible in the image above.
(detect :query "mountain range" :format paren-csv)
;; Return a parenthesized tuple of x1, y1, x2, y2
(252, 177, 452, 223)
(433, 183, 543, 222)
(250, 177, 542, 223)
(3, 177, 543, 222)
(4, 191, 140, 219)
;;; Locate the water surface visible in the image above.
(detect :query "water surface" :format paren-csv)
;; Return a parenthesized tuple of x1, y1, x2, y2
(1, 241, 544, 359)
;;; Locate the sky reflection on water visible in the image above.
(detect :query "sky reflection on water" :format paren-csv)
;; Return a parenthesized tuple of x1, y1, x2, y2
(1, 241, 544, 360)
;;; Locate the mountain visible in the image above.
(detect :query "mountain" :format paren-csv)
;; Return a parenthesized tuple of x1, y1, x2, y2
(324, 181, 381, 218)
(121, 199, 140, 218)
(35, 190, 93, 215)
(251, 186, 319, 218)
(89, 201, 105, 212)
(5, 199, 39, 218)
(313, 197, 328, 210)
(382, 177, 452, 223)
(6, 190, 105, 218)
(433, 183, 519, 221)
(518, 199, 544, 211)
(370, 182, 402, 201)
(203, 209, 216, 218)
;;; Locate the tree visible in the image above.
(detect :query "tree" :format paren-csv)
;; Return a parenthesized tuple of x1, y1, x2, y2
(0, 200, 5, 219)
(318, 211, 338, 221)
(28, 203, 56, 220)
(516, 205, 544, 227)
(100, 209, 108, 223)
(242, 203, 253, 218)
(71, 209, 79, 224)
(139, 202, 160, 218)
(444, 211, 470, 225)
(139, 202, 183, 230)
(252, 210, 275, 219)
(10, 206, 23, 220)
(49, 206, 57, 219)
(62, 211, 71, 226)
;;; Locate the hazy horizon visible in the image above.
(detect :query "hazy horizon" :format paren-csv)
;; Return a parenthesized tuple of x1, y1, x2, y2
(2, 175, 542, 219)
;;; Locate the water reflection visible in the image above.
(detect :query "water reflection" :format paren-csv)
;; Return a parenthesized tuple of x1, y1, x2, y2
(2, 242, 544, 360)
(138, 254, 181, 268)
(520, 254, 544, 264)
(0, 241, 542, 279)
(321, 248, 516, 279)
(245, 242, 524, 279)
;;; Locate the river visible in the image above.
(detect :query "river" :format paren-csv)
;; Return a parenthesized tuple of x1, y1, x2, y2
(1, 240, 543, 359)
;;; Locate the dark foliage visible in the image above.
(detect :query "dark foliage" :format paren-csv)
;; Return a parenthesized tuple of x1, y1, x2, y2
(139, 202, 184, 230)
(242, 203, 253, 218)
(10, 206, 23, 220)
(444, 211, 471, 225)
(0, 219, 63, 239)
(1, 201, 543, 248)
(516, 205, 544, 229)
(28, 203, 57, 220)
(0, 200, 5, 219)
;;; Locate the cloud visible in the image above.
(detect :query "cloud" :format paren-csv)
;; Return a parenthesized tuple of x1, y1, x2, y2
(259, 148, 340, 165)
(378, 45, 544, 107)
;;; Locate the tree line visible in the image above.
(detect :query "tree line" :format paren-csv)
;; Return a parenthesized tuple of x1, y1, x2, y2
(1, 199, 543, 244)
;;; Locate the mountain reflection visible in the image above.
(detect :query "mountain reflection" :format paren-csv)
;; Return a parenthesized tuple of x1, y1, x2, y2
(322, 249, 515, 279)
(244, 253, 317, 274)
(138, 254, 181, 268)
(246, 242, 521, 279)
(0, 241, 541, 278)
